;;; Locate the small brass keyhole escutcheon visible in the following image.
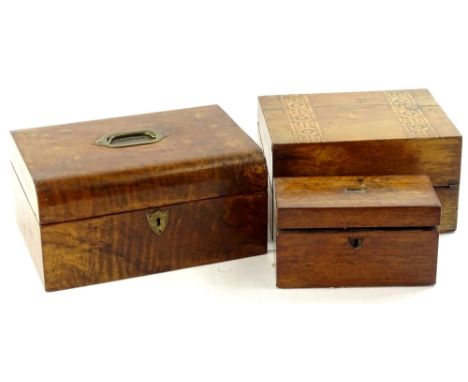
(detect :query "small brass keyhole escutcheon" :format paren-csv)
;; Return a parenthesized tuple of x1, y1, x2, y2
(147, 210, 169, 236)
(348, 237, 363, 249)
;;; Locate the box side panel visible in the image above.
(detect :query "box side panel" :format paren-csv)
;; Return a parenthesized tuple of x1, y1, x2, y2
(41, 191, 267, 291)
(435, 186, 459, 232)
(258, 102, 273, 183)
(276, 229, 438, 288)
(258, 104, 274, 240)
(258, 95, 297, 145)
(12, 167, 44, 287)
(9, 133, 39, 221)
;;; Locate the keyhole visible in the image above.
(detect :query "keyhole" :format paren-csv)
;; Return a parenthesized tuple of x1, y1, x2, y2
(348, 237, 363, 249)
(147, 210, 168, 236)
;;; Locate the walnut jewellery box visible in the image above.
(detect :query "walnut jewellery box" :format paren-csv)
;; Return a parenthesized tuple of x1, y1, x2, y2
(258, 89, 462, 233)
(10, 105, 268, 291)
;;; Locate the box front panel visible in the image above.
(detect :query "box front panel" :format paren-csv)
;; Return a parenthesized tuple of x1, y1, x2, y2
(276, 228, 438, 288)
(41, 192, 267, 291)
(273, 138, 461, 186)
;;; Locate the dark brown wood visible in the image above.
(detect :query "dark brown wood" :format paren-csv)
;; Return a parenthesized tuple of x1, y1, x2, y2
(10, 105, 268, 291)
(11, 105, 267, 224)
(274, 175, 440, 288)
(276, 229, 438, 288)
(275, 176, 441, 229)
(258, 89, 462, 232)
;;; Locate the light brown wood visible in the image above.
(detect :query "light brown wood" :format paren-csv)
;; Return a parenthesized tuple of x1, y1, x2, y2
(260, 90, 460, 145)
(258, 89, 462, 232)
(277, 229, 439, 288)
(275, 176, 441, 229)
(12, 166, 44, 285)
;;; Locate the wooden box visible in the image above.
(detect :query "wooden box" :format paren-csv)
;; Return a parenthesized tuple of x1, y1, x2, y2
(258, 89, 462, 232)
(10, 105, 268, 291)
(275, 175, 441, 288)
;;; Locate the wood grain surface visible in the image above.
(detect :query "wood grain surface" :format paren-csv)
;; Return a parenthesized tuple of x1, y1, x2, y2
(271, 138, 460, 187)
(259, 90, 460, 144)
(36, 191, 267, 291)
(10, 105, 269, 291)
(10, 105, 267, 224)
(274, 175, 441, 229)
(258, 89, 462, 232)
(434, 186, 459, 232)
(276, 228, 439, 288)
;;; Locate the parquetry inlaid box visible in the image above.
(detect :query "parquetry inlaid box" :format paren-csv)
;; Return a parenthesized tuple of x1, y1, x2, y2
(258, 89, 462, 232)
(275, 175, 441, 288)
(10, 105, 268, 291)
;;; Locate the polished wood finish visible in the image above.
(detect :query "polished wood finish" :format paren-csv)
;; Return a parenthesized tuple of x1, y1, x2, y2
(11, 106, 268, 291)
(277, 229, 439, 288)
(275, 175, 440, 288)
(435, 186, 459, 233)
(11, 105, 267, 224)
(275, 176, 440, 229)
(40, 192, 267, 291)
(258, 89, 462, 232)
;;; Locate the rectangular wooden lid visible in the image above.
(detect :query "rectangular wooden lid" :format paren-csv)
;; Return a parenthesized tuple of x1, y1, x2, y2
(275, 175, 441, 229)
(10, 105, 267, 224)
(259, 89, 462, 186)
(259, 89, 461, 144)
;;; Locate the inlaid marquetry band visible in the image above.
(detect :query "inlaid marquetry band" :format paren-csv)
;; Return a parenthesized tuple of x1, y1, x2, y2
(280, 95, 324, 142)
(384, 90, 439, 138)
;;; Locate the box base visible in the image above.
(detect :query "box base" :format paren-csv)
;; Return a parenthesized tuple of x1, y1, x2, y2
(276, 228, 439, 288)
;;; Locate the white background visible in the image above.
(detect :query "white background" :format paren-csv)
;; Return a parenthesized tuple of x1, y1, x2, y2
(0, 1, 467, 381)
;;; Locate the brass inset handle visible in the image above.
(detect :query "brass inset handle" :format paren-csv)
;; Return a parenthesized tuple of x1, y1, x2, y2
(96, 129, 168, 148)
(344, 186, 367, 193)
(345, 177, 367, 193)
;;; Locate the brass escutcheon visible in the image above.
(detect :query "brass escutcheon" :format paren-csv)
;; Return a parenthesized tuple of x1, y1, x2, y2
(146, 210, 169, 236)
